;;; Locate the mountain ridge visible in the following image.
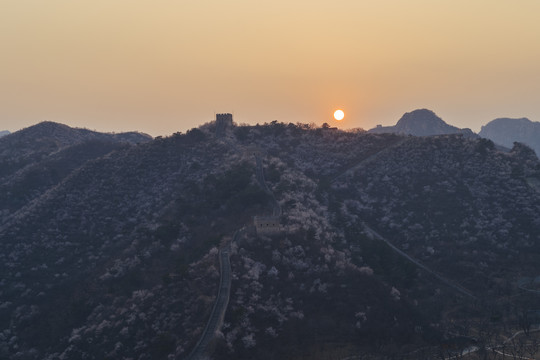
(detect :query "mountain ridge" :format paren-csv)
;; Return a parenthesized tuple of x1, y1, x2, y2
(0, 121, 152, 177)
(0, 120, 539, 359)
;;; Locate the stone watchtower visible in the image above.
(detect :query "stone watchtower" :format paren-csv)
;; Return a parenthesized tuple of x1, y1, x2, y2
(216, 113, 233, 126)
(215, 113, 233, 137)
(254, 215, 280, 235)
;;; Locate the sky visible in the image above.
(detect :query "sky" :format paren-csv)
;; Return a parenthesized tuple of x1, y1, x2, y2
(1, 1, 540, 136)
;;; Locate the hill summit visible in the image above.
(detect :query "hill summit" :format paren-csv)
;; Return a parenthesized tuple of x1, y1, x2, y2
(369, 109, 476, 137)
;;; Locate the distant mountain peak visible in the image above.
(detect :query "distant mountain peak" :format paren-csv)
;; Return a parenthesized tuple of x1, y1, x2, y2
(480, 117, 540, 156)
(369, 108, 477, 137)
(395, 109, 447, 128)
(0, 130, 10, 138)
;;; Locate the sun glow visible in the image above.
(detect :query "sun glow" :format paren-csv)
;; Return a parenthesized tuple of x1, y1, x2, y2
(334, 109, 345, 121)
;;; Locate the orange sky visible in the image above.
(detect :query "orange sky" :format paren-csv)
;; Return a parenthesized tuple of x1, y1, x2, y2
(1, 1, 540, 136)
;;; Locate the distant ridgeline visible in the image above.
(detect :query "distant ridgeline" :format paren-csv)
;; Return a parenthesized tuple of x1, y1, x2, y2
(0, 130, 10, 138)
(368, 108, 540, 158)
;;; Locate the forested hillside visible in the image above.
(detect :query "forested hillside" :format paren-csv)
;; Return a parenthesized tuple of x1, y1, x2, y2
(1, 120, 539, 359)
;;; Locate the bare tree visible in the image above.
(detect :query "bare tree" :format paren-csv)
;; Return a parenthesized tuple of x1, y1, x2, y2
(507, 336, 527, 360)
(518, 310, 531, 337)
(525, 336, 539, 359)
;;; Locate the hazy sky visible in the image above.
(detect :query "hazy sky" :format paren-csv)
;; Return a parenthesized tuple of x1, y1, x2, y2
(1, 1, 540, 136)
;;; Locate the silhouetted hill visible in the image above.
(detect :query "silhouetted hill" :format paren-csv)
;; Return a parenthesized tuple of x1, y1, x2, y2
(369, 109, 477, 137)
(1, 120, 150, 151)
(0, 130, 9, 138)
(479, 117, 540, 155)
(1, 120, 539, 359)
(0, 121, 151, 178)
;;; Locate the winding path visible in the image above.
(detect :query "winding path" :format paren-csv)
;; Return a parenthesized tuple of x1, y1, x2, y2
(185, 152, 278, 359)
(517, 277, 540, 295)
(185, 237, 233, 360)
(255, 155, 281, 216)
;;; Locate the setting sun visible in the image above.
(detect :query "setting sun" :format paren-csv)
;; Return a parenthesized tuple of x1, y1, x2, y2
(334, 109, 345, 121)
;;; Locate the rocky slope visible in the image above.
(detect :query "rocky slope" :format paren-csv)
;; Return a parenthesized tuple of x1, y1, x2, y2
(0, 121, 539, 359)
(369, 109, 476, 138)
(479, 117, 540, 155)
